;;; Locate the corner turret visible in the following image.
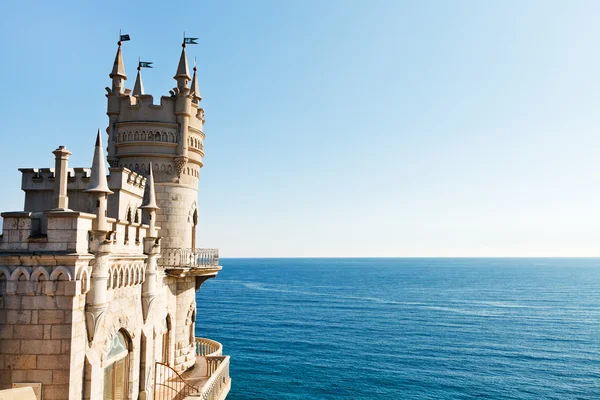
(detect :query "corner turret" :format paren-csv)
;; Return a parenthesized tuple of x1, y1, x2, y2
(174, 44, 191, 94)
(190, 58, 202, 104)
(132, 63, 144, 96)
(141, 163, 159, 236)
(84, 130, 113, 231)
(109, 42, 127, 94)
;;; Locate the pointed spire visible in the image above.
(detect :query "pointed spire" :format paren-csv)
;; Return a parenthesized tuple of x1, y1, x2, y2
(133, 64, 144, 96)
(141, 164, 159, 210)
(85, 130, 113, 194)
(174, 44, 191, 81)
(190, 58, 202, 102)
(110, 43, 127, 80)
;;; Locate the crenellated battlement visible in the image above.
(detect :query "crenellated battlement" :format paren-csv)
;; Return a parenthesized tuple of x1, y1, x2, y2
(116, 94, 177, 124)
(20, 167, 91, 191)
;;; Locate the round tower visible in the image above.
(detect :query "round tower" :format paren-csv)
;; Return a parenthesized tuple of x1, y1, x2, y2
(105, 41, 206, 251)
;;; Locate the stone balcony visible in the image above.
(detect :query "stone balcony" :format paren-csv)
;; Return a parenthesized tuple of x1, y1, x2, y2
(158, 248, 221, 279)
(154, 337, 231, 400)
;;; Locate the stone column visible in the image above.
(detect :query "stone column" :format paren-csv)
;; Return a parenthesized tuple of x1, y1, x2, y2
(51, 146, 71, 210)
(85, 231, 113, 342)
(141, 235, 160, 322)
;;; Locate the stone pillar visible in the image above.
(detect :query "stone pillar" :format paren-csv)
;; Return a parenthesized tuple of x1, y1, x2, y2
(141, 234, 160, 322)
(85, 231, 113, 342)
(92, 193, 109, 232)
(51, 146, 71, 210)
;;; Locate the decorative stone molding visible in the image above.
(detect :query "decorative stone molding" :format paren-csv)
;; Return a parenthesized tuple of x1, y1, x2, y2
(185, 301, 196, 325)
(0, 265, 82, 296)
(107, 262, 146, 290)
(173, 156, 188, 179)
(107, 156, 120, 168)
(85, 304, 107, 343)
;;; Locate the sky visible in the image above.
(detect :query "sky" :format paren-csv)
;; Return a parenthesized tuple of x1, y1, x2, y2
(1, 0, 600, 257)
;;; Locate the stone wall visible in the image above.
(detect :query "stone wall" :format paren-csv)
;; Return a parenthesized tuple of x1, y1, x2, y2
(0, 267, 82, 400)
(154, 184, 198, 250)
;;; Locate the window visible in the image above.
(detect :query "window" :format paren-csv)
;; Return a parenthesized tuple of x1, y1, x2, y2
(104, 331, 129, 400)
(162, 315, 171, 365)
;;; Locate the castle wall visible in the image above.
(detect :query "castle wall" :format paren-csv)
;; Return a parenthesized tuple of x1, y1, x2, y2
(155, 184, 198, 250)
(0, 257, 91, 400)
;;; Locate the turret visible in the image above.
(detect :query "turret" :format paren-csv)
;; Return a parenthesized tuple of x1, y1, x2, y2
(109, 42, 127, 94)
(84, 130, 113, 231)
(174, 44, 191, 95)
(132, 63, 144, 96)
(190, 58, 202, 104)
(107, 40, 128, 168)
(174, 43, 192, 177)
(140, 163, 159, 236)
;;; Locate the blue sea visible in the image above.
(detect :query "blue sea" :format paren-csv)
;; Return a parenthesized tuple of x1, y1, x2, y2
(195, 258, 600, 399)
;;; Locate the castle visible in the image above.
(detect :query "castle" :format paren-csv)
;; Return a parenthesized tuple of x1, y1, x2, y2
(0, 38, 230, 400)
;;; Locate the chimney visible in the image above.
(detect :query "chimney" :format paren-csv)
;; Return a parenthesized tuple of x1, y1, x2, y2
(52, 146, 72, 210)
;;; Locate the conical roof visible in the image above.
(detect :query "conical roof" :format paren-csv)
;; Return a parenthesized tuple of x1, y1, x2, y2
(141, 164, 159, 209)
(132, 67, 144, 96)
(190, 64, 201, 101)
(84, 130, 113, 194)
(110, 45, 127, 79)
(174, 46, 191, 80)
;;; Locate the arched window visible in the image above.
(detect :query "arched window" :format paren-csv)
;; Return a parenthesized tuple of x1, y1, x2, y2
(162, 315, 171, 365)
(191, 209, 198, 250)
(104, 330, 130, 399)
(189, 309, 196, 345)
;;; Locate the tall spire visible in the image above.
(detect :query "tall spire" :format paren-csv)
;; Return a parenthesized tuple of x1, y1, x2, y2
(85, 130, 113, 194)
(141, 164, 158, 210)
(174, 42, 191, 93)
(132, 63, 144, 96)
(190, 57, 201, 103)
(110, 45, 126, 78)
(110, 41, 127, 93)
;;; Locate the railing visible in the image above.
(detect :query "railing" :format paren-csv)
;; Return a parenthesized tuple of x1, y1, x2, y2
(159, 248, 219, 268)
(198, 356, 230, 400)
(195, 337, 223, 357)
(154, 362, 199, 400)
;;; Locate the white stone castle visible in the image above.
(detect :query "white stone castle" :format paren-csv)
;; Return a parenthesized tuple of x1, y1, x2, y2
(0, 38, 230, 400)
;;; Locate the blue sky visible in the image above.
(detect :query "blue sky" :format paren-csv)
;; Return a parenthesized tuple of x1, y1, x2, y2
(1, 0, 600, 256)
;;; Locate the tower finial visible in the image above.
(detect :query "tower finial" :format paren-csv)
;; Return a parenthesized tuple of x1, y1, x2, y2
(141, 164, 159, 210)
(133, 58, 144, 96)
(85, 129, 113, 232)
(85, 129, 113, 195)
(190, 57, 201, 103)
(110, 36, 128, 93)
(141, 163, 159, 237)
(174, 45, 191, 93)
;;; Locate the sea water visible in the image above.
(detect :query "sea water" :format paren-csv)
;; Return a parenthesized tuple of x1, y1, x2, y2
(195, 258, 600, 399)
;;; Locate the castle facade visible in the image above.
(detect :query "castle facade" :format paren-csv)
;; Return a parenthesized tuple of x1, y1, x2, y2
(0, 39, 230, 400)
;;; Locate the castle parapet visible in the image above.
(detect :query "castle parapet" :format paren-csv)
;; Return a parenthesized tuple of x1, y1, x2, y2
(0, 210, 94, 253)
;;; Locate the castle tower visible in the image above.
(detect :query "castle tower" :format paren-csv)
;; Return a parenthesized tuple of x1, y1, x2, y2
(0, 36, 229, 400)
(106, 40, 206, 252)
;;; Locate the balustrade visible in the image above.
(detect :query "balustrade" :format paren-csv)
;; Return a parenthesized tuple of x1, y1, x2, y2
(159, 248, 219, 268)
(199, 356, 230, 400)
(195, 337, 223, 357)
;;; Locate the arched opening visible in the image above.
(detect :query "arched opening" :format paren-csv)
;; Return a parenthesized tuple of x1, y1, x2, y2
(189, 309, 196, 346)
(162, 315, 171, 365)
(0, 272, 6, 295)
(191, 209, 198, 250)
(139, 332, 148, 395)
(103, 330, 131, 400)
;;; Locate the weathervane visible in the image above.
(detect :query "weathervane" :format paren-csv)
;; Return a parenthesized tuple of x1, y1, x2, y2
(138, 57, 153, 70)
(118, 29, 130, 46)
(182, 31, 198, 47)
